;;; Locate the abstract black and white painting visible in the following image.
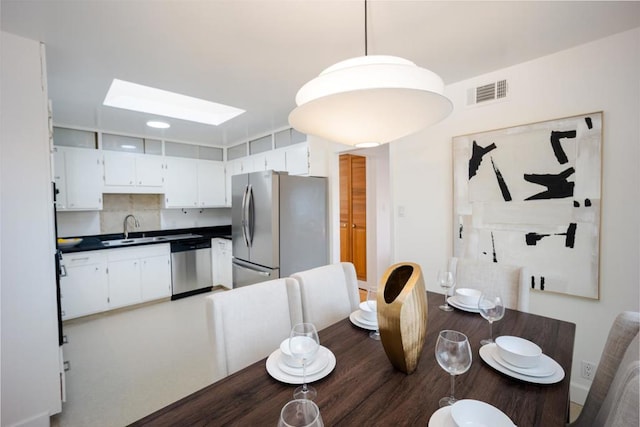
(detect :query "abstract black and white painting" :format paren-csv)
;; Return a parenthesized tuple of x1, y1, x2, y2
(453, 112, 602, 299)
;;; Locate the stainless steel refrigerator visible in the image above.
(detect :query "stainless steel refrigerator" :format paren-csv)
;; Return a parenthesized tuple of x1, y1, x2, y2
(232, 170, 328, 288)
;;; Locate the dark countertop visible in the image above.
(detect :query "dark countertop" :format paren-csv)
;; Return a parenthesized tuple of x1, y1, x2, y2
(59, 225, 231, 253)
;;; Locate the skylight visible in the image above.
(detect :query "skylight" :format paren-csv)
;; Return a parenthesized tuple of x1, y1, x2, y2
(103, 79, 245, 126)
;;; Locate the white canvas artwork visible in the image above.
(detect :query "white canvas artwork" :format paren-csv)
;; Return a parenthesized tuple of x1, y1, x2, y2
(453, 112, 602, 299)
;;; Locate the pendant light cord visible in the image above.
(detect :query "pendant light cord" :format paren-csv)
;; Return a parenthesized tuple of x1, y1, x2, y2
(364, 0, 368, 56)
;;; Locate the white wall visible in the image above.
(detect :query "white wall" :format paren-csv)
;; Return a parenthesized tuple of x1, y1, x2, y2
(390, 27, 640, 403)
(1, 32, 62, 426)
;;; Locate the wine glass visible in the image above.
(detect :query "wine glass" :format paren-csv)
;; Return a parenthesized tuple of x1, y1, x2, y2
(437, 270, 455, 311)
(366, 288, 381, 340)
(478, 291, 505, 345)
(289, 323, 320, 400)
(278, 399, 324, 427)
(435, 330, 472, 407)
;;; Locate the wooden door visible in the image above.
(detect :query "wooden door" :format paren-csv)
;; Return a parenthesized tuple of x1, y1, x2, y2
(340, 154, 367, 281)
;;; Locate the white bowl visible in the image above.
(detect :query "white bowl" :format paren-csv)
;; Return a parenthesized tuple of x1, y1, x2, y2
(455, 288, 482, 307)
(495, 336, 542, 368)
(279, 338, 317, 368)
(451, 399, 515, 427)
(358, 301, 377, 322)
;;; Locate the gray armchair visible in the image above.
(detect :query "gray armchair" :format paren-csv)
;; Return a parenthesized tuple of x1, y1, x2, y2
(569, 311, 640, 427)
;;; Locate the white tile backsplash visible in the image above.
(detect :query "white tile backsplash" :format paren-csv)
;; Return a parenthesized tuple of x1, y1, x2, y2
(100, 194, 162, 234)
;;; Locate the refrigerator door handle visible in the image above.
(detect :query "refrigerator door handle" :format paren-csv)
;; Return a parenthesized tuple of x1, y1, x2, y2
(246, 184, 254, 246)
(241, 184, 251, 247)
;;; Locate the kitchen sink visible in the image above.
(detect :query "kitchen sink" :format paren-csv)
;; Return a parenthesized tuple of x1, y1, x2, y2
(101, 234, 202, 247)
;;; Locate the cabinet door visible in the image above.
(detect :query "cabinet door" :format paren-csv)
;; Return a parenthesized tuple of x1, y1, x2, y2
(60, 263, 109, 319)
(53, 148, 67, 209)
(140, 254, 171, 301)
(285, 143, 309, 176)
(164, 157, 198, 208)
(103, 151, 136, 186)
(198, 160, 226, 207)
(219, 240, 233, 289)
(107, 259, 142, 309)
(64, 148, 103, 209)
(136, 154, 164, 187)
(225, 159, 244, 207)
(266, 150, 286, 172)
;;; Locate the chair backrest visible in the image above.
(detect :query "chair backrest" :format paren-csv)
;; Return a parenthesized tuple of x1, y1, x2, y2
(205, 277, 303, 377)
(290, 262, 360, 330)
(571, 311, 640, 427)
(449, 257, 530, 312)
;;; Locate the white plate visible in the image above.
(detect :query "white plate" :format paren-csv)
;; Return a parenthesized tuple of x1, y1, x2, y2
(492, 346, 556, 377)
(428, 406, 456, 427)
(451, 399, 516, 427)
(349, 311, 378, 331)
(277, 347, 329, 376)
(447, 296, 480, 313)
(266, 345, 336, 385)
(353, 309, 377, 325)
(480, 343, 565, 384)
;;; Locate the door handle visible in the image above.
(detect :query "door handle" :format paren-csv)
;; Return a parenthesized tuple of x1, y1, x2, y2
(241, 185, 250, 247)
(246, 185, 254, 246)
(352, 224, 356, 228)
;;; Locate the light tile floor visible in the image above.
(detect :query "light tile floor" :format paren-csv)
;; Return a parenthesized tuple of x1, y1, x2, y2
(51, 290, 224, 427)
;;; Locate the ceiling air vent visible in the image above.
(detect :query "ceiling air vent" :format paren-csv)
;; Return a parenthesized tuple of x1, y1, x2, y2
(466, 79, 508, 107)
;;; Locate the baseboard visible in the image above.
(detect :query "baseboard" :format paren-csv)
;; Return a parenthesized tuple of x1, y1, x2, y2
(570, 380, 590, 405)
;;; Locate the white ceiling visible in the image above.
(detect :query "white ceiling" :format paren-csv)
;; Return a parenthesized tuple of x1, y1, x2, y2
(2, 1, 639, 147)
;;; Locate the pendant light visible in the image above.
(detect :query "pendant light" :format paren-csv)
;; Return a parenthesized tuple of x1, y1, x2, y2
(288, 1, 452, 147)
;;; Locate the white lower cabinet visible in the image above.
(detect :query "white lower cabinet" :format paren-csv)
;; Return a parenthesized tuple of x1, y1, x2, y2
(61, 244, 171, 320)
(60, 251, 109, 320)
(212, 238, 232, 289)
(140, 254, 172, 301)
(106, 244, 171, 309)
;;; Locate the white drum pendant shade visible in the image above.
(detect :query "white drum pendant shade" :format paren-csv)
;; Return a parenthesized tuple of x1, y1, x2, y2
(288, 55, 452, 146)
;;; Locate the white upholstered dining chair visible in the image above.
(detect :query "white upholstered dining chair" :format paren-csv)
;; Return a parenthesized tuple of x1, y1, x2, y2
(569, 311, 640, 427)
(205, 277, 303, 377)
(449, 257, 530, 312)
(290, 262, 360, 330)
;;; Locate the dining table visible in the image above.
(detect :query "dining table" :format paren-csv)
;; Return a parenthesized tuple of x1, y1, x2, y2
(131, 291, 575, 426)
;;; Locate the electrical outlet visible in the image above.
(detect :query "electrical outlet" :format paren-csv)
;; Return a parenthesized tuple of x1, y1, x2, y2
(581, 360, 596, 380)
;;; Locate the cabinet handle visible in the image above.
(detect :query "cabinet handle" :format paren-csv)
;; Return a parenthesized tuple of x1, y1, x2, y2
(70, 257, 89, 262)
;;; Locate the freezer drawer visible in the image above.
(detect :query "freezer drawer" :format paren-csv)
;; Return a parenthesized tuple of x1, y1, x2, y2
(232, 258, 279, 288)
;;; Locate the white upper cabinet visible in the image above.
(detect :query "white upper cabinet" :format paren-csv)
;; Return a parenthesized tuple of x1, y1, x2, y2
(57, 146, 103, 210)
(284, 143, 309, 175)
(197, 159, 226, 207)
(164, 156, 225, 208)
(52, 148, 67, 209)
(135, 155, 164, 187)
(103, 151, 164, 192)
(102, 134, 164, 193)
(164, 156, 199, 208)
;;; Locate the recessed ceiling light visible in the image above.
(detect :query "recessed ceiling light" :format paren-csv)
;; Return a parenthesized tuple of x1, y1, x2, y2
(120, 144, 138, 150)
(103, 79, 245, 126)
(146, 120, 170, 129)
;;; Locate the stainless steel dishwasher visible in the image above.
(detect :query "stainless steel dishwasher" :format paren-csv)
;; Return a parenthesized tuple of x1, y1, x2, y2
(170, 237, 213, 300)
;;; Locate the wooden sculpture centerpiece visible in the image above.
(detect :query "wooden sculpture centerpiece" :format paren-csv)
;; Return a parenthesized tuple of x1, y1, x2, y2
(377, 262, 428, 374)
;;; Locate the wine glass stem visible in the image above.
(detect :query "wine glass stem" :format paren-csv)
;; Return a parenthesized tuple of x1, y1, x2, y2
(443, 290, 448, 307)
(301, 361, 307, 392)
(450, 374, 456, 400)
(489, 321, 493, 340)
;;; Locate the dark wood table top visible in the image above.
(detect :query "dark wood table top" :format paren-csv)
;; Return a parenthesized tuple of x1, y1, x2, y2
(131, 291, 575, 426)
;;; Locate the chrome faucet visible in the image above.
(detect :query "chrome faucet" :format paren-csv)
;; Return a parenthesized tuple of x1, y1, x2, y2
(123, 214, 140, 240)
